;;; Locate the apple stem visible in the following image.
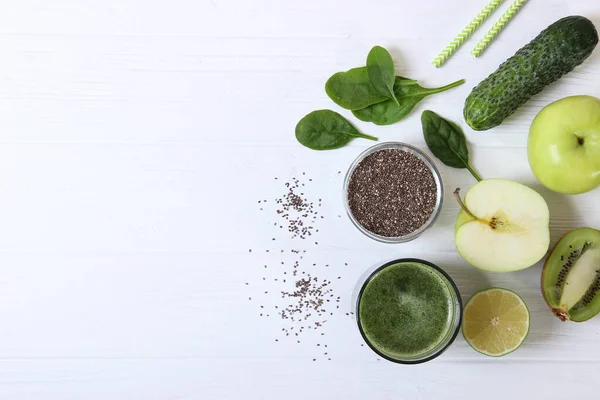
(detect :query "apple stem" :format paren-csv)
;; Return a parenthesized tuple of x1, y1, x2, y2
(453, 188, 478, 220)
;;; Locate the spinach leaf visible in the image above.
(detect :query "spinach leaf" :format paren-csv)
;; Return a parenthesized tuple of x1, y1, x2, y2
(295, 110, 377, 151)
(421, 110, 481, 181)
(366, 46, 399, 106)
(353, 78, 465, 125)
(325, 67, 388, 110)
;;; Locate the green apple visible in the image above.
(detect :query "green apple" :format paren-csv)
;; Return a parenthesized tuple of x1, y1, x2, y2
(528, 95, 600, 194)
(454, 179, 550, 272)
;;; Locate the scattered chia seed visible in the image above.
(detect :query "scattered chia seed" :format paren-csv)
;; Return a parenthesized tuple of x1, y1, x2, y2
(347, 149, 437, 237)
(265, 177, 321, 239)
(248, 176, 346, 360)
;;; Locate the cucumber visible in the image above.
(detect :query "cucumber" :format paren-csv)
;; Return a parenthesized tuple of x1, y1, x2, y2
(464, 16, 598, 131)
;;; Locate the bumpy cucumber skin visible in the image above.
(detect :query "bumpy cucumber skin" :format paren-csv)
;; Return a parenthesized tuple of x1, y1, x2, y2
(465, 16, 599, 131)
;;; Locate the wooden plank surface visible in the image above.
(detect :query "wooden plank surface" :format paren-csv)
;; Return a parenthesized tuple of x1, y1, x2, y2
(0, 0, 598, 398)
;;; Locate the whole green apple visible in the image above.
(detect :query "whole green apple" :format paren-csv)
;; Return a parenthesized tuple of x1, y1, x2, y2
(528, 95, 600, 194)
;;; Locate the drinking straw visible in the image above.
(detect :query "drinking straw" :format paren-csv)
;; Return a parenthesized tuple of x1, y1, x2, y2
(472, 0, 529, 57)
(432, 0, 504, 68)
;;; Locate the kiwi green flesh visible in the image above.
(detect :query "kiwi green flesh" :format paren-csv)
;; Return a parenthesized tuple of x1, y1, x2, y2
(542, 228, 600, 322)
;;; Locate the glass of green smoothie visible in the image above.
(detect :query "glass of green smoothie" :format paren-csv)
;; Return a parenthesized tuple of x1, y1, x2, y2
(356, 258, 462, 364)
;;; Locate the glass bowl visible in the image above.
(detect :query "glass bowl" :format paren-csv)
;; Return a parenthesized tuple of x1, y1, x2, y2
(356, 258, 463, 364)
(343, 142, 444, 243)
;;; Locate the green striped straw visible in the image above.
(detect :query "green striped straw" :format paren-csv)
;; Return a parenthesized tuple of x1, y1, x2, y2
(432, 0, 504, 68)
(472, 0, 529, 57)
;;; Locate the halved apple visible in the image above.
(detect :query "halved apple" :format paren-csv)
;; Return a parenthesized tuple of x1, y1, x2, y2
(454, 179, 550, 272)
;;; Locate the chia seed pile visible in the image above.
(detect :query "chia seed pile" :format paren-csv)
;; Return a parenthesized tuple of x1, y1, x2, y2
(279, 272, 335, 322)
(347, 149, 438, 237)
(253, 251, 342, 350)
(275, 176, 321, 239)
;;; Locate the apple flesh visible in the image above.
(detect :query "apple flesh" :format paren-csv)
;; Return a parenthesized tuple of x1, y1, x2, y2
(528, 95, 600, 194)
(454, 179, 550, 272)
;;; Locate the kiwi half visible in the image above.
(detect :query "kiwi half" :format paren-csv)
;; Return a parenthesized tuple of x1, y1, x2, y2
(542, 228, 600, 322)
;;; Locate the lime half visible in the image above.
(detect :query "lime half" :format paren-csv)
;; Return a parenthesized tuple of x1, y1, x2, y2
(462, 288, 530, 357)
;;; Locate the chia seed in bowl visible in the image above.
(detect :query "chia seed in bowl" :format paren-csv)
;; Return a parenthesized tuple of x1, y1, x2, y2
(344, 142, 443, 243)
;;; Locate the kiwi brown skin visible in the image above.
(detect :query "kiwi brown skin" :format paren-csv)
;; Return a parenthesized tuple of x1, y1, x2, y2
(541, 228, 600, 322)
(541, 230, 572, 321)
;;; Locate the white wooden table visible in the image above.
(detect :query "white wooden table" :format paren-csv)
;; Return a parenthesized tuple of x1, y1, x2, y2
(0, 1, 598, 398)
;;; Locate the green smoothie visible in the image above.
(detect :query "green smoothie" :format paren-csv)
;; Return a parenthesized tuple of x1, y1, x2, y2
(358, 261, 457, 359)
